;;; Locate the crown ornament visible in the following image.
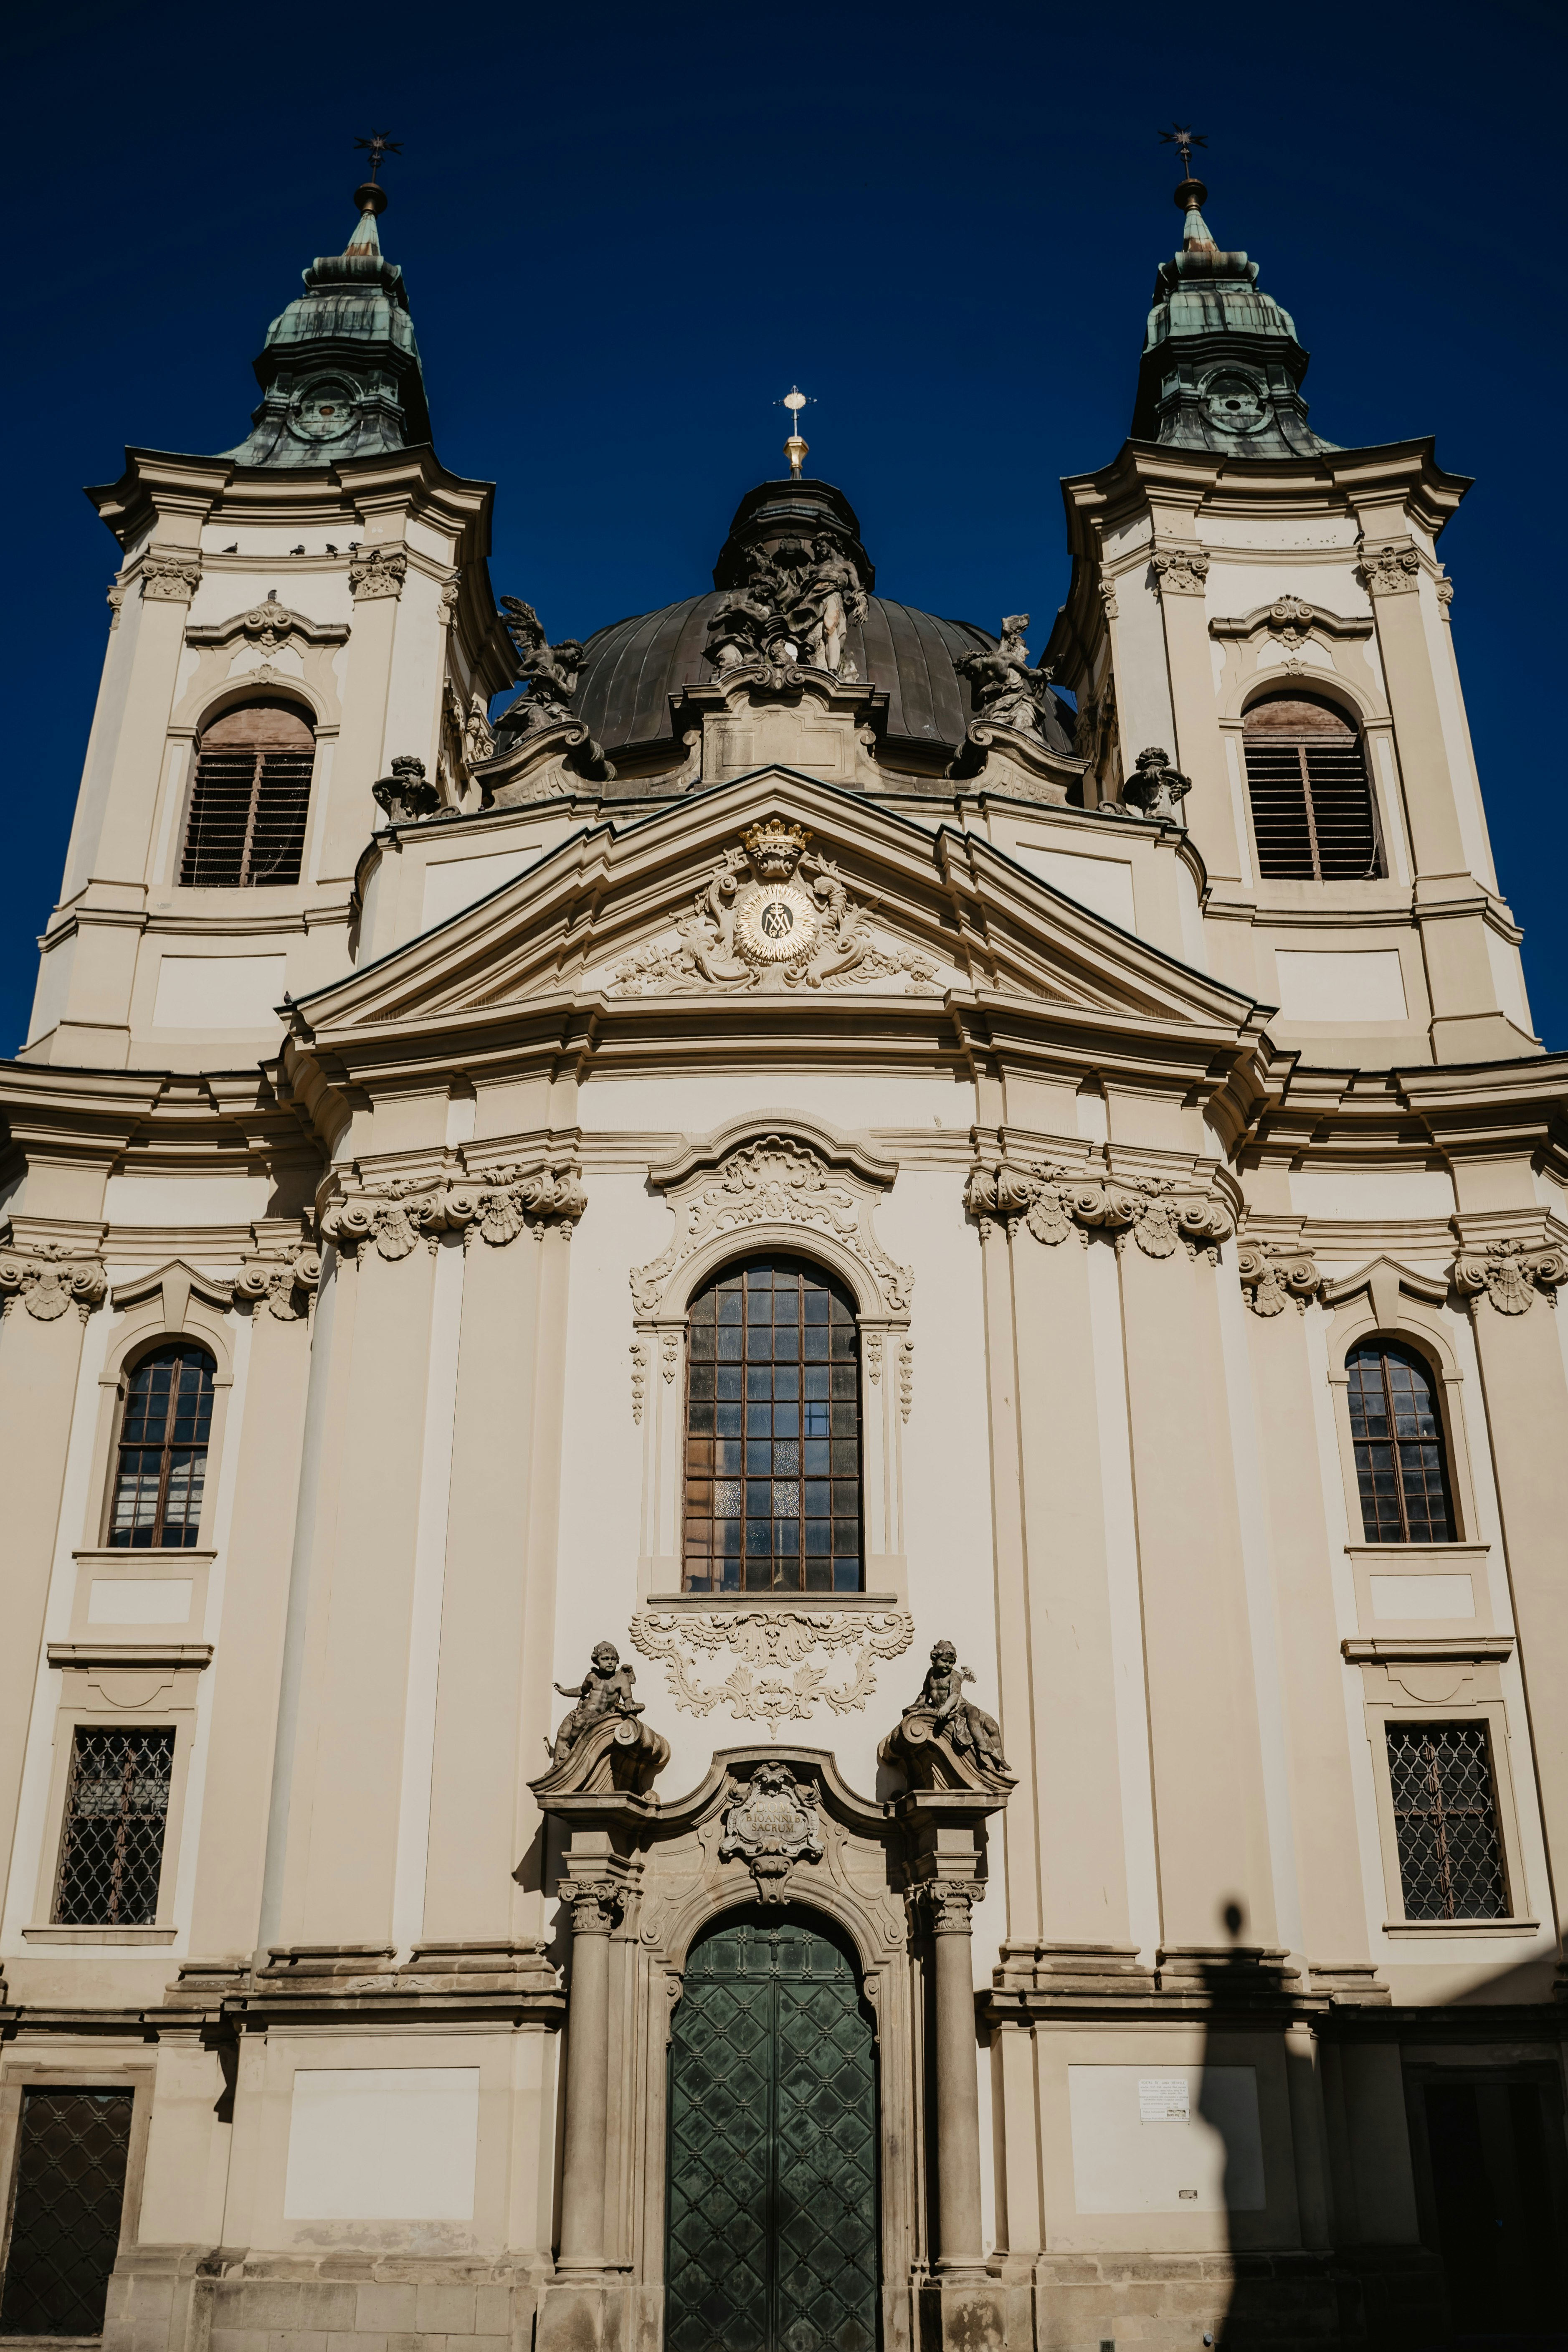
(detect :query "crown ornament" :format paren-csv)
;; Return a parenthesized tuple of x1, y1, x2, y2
(743, 820, 810, 880)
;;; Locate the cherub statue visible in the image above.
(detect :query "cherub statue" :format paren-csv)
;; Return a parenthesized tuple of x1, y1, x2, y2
(496, 597, 587, 732)
(902, 1640, 1009, 1775)
(1117, 744, 1191, 829)
(549, 1640, 644, 1763)
(954, 614, 1055, 738)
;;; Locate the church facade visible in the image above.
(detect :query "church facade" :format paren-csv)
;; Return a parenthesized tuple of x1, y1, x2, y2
(1, 154, 1565, 2352)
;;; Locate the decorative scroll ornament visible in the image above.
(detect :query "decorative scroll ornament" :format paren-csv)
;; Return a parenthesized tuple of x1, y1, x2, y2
(321, 1163, 586, 1262)
(0, 1238, 108, 1323)
(1358, 545, 1422, 597)
(963, 1160, 1233, 1263)
(233, 1244, 321, 1321)
(719, 1763, 824, 1902)
(348, 546, 408, 600)
(1436, 579, 1455, 606)
(631, 1135, 912, 1316)
(1267, 595, 1315, 652)
(1151, 549, 1210, 596)
(1452, 1235, 1567, 1316)
(630, 1609, 915, 1737)
(1236, 1239, 1323, 1317)
(609, 820, 938, 998)
(140, 554, 202, 603)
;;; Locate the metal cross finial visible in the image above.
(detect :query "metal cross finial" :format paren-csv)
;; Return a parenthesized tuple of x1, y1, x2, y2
(1159, 123, 1207, 177)
(353, 132, 403, 183)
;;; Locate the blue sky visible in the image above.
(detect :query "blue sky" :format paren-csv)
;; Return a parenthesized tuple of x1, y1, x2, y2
(3, 0, 1562, 1053)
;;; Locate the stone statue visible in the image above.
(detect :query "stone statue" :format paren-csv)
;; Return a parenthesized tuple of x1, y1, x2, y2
(704, 535, 868, 680)
(371, 753, 443, 822)
(704, 587, 775, 673)
(900, 1639, 1009, 1776)
(1117, 744, 1191, 828)
(794, 536, 867, 678)
(496, 597, 588, 732)
(954, 616, 1055, 738)
(549, 1640, 645, 1763)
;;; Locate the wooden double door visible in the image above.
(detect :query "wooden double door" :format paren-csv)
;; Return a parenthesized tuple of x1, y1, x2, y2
(666, 1910, 879, 2352)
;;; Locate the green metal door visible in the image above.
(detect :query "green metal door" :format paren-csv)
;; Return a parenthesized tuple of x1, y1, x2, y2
(666, 1909, 879, 2352)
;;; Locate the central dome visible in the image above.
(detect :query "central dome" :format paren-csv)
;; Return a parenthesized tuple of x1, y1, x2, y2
(554, 478, 1075, 779)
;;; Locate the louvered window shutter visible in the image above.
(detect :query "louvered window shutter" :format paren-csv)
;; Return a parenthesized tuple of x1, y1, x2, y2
(1243, 694, 1382, 881)
(180, 700, 315, 887)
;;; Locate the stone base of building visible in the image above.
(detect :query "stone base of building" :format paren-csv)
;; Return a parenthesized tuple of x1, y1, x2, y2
(104, 2251, 554, 2352)
(1028, 2244, 1448, 2349)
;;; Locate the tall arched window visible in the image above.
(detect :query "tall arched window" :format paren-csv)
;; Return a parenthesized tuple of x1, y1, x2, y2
(1244, 693, 1382, 880)
(180, 699, 315, 887)
(108, 1343, 217, 1548)
(684, 1255, 861, 1594)
(1346, 1339, 1455, 1543)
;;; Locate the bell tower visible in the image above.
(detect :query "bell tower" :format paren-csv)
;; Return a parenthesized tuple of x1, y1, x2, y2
(1047, 152, 1536, 1067)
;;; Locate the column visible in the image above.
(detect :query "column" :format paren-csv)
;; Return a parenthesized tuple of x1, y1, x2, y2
(555, 1875, 622, 2273)
(927, 1881, 986, 2274)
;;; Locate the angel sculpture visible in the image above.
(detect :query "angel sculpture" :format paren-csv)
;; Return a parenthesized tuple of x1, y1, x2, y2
(548, 1640, 644, 1763)
(954, 614, 1056, 739)
(496, 597, 587, 732)
(900, 1639, 1009, 1776)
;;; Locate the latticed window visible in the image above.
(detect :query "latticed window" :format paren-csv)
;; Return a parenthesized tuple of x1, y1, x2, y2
(1387, 1722, 1508, 1919)
(108, 1342, 215, 1548)
(52, 1726, 175, 1926)
(180, 698, 314, 886)
(1244, 694, 1382, 879)
(0, 2088, 133, 2335)
(1347, 1340, 1456, 1543)
(684, 1256, 861, 1594)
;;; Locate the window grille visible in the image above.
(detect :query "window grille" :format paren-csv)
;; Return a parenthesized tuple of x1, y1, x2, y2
(180, 699, 314, 887)
(684, 1256, 861, 1594)
(52, 1726, 175, 1926)
(1243, 694, 1381, 880)
(1387, 1722, 1508, 1919)
(1347, 1340, 1455, 1543)
(0, 2088, 133, 2336)
(108, 1342, 215, 1548)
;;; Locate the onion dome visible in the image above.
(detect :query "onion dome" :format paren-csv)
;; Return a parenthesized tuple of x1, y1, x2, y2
(555, 477, 1077, 776)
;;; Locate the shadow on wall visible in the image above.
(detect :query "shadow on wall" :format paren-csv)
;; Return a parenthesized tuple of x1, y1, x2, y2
(1188, 1903, 1568, 2352)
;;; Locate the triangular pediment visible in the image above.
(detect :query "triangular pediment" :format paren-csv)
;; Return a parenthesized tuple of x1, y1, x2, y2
(292, 771, 1261, 1045)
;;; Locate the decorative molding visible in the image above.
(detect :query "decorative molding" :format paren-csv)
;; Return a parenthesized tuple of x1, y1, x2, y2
(437, 570, 461, 624)
(608, 820, 939, 998)
(718, 1761, 824, 1901)
(0, 1237, 108, 1323)
(1210, 598, 1374, 647)
(1452, 1235, 1565, 1317)
(1358, 544, 1422, 597)
(560, 1878, 625, 1935)
(1435, 579, 1455, 606)
(910, 1881, 985, 1934)
(963, 1160, 1233, 1263)
(631, 1134, 913, 1317)
(1237, 1238, 1322, 1317)
(1151, 548, 1210, 596)
(139, 554, 202, 604)
(348, 546, 408, 601)
(1096, 577, 1120, 621)
(106, 582, 126, 628)
(630, 1609, 915, 1737)
(630, 1339, 649, 1424)
(864, 1330, 883, 1384)
(660, 1328, 680, 1383)
(233, 1243, 321, 1322)
(1319, 1254, 1450, 1328)
(186, 592, 349, 653)
(898, 1338, 914, 1423)
(110, 1259, 236, 1330)
(321, 1162, 586, 1262)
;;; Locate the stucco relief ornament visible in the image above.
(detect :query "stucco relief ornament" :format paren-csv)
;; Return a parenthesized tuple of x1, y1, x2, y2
(0, 1239, 108, 1323)
(348, 546, 407, 599)
(963, 1160, 1232, 1263)
(719, 1763, 824, 1903)
(1358, 545, 1421, 596)
(233, 1244, 321, 1321)
(139, 554, 202, 602)
(608, 821, 939, 997)
(1452, 1236, 1568, 1316)
(1236, 1239, 1322, 1317)
(1151, 549, 1210, 596)
(630, 1609, 915, 1736)
(1267, 595, 1314, 653)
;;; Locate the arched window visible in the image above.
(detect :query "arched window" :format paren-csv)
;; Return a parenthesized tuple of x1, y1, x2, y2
(1244, 693, 1382, 880)
(1346, 1339, 1455, 1543)
(180, 699, 315, 887)
(108, 1342, 216, 1548)
(684, 1255, 861, 1594)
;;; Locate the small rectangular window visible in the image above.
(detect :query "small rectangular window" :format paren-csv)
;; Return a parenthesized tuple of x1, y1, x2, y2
(1387, 1722, 1508, 1919)
(52, 1726, 175, 1926)
(0, 2088, 133, 2336)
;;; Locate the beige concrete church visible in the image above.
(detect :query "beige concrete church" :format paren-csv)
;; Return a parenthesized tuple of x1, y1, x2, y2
(1, 149, 1565, 2352)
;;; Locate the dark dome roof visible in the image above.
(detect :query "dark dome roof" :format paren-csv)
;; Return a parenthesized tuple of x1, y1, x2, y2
(552, 477, 1076, 770)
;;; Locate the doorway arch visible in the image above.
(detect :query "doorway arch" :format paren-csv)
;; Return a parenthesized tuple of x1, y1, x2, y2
(666, 1906, 879, 2352)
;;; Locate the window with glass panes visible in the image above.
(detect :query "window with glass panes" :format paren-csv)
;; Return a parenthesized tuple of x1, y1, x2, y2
(108, 1343, 216, 1548)
(684, 1257, 861, 1593)
(1346, 1340, 1456, 1543)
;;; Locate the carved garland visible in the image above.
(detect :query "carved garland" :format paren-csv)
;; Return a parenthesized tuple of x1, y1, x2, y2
(321, 1164, 587, 1262)
(630, 1609, 915, 1737)
(1452, 1236, 1566, 1317)
(0, 1239, 109, 1323)
(963, 1161, 1233, 1263)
